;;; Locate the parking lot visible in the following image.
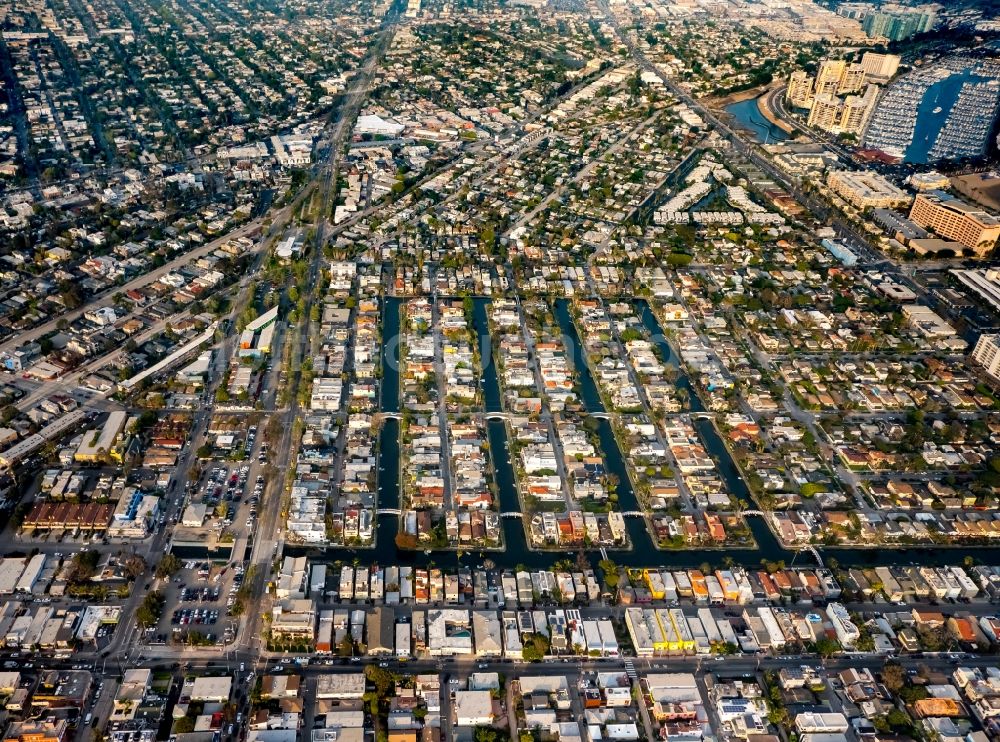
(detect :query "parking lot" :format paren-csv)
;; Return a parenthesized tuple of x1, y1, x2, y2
(146, 559, 248, 647)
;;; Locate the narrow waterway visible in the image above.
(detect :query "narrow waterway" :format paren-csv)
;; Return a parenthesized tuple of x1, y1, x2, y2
(635, 300, 703, 413)
(374, 296, 402, 553)
(637, 299, 799, 556)
(471, 297, 532, 555)
(552, 299, 652, 552)
(473, 298, 503, 415)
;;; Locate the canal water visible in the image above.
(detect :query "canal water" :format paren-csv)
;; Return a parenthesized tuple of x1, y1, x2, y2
(552, 299, 655, 551)
(725, 98, 788, 144)
(636, 299, 821, 555)
(635, 300, 701, 412)
(375, 296, 402, 552)
(470, 297, 532, 556)
(282, 294, 1000, 570)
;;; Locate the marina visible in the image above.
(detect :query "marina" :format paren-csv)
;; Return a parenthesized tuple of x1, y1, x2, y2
(864, 56, 1000, 163)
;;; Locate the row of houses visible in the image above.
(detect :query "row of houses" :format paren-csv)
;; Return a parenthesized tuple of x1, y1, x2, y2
(316, 605, 620, 659)
(332, 565, 602, 607)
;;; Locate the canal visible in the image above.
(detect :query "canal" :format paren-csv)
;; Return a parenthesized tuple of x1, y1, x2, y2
(374, 296, 402, 553)
(470, 297, 532, 556)
(635, 300, 779, 552)
(282, 294, 1000, 570)
(552, 299, 653, 552)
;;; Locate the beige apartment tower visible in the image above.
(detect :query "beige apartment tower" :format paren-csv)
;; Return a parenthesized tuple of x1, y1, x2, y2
(839, 86, 878, 135)
(808, 95, 842, 130)
(787, 70, 814, 109)
(837, 63, 867, 94)
(814, 60, 847, 97)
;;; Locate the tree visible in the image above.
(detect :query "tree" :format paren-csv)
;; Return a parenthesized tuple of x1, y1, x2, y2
(881, 662, 905, 694)
(521, 632, 550, 662)
(363, 691, 380, 716)
(123, 554, 146, 580)
(364, 664, 394, 697)
(598, 559, 619, 589)
(173, 717, 196, 734)
(666, 252, 693, 267)
(899, 684, 929, 703)
(814, 636, 841, 658)
(473, 728, 509, 742)
(394, 532, 418, 550)
(885, 708, 912, 731)
(156, 553, 182, 579)
(69, 550, 100, 584)
(136, 590, 165, 628)
(767, 706, 788, 726)
(480, 223, 496, 256)
(711, 641, 739, 656)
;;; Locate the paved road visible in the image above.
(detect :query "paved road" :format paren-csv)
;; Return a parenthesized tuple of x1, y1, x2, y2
(431, 298, 455, 511)
(107, 650, 1000, 678)
(237, 2, 404, 666)
(81, 592, 1000, 668)
(100, 230, 286, 662)
(75, 677, 118, 742)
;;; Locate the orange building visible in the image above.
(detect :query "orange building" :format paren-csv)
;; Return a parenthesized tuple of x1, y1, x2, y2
(4, 720, 68, 742)
(909, 192, 1000, 256)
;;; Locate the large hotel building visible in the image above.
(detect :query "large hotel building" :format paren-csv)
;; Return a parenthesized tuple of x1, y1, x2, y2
(909, 191, 1000, 257)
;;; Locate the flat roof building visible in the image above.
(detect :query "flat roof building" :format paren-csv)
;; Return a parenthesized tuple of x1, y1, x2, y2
(453, 690, 495, 727)
(860, 52, 900, 81)
(315, 673, 365, 699)
(827, 170, 910, 210)
(910, 191, 1000, 257)
(185, 676, 232, 703)
(3, 719, 68, 742)
(75, 411, 128, 463)
(271, 599, 316, 644)
(972, 334, 1000, 378)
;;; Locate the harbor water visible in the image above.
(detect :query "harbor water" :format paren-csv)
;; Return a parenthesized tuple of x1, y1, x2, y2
(725, 98, 789, 144)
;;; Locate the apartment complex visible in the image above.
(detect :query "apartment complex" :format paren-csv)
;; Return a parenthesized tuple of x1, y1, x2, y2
(814, 60, 865, 96)
(792, 60, 880, 136)
(806, 87, 878, 136)
(839, 88, 879, 134)
(807, 95, 842, 129)
(826, 170, 911, 210)
(862, 10, 935, 42)
(971, 334, 1000, 378)
(909, 192, 1000, 256)
(787, 70, 814, 109)
(859, 52, 901, 82)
